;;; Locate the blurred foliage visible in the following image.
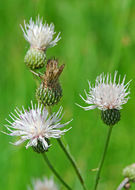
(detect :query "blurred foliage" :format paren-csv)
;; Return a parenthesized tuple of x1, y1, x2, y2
(1, 0, 135, 189)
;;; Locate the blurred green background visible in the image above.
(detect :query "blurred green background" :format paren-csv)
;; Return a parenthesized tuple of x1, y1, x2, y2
(1, 0, 135, 189)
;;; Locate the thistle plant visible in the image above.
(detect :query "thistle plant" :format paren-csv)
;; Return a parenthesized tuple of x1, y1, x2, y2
(2, 14, 134, 190)
(3, 15, 89, 190)
(78, 72, 131, 190)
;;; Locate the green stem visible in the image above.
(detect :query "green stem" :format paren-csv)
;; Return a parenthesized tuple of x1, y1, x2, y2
(42, 153, 72, 190)
(47, 106, 87, 190)
(57, 138, 88, 190)
(94, 126, 113, 190)
(30, 70, 40, 87)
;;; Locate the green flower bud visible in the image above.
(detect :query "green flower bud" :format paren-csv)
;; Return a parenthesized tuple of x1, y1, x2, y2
(123, 164, 135, 181)
(36, 83, 62, 106)
(101, 109, 120, 126)
(124, 183, 131, 189)
(24, 48, 46, 70)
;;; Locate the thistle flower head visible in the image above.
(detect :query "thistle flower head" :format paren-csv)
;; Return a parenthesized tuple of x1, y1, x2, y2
(21, 16, 61, 51)
(28, 177, 58, 190)
(123, 163, 135, 181)
(78, 71, 131, 111)
(4, 102, 71, 152)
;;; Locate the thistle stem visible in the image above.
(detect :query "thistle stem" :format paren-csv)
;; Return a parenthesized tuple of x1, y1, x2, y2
(42, 153, 72, 190)
(94, 126, 113, 190)
(47, 106, 87, 190)
(57, 138, 88, 190)
(116, 178, 129, 190)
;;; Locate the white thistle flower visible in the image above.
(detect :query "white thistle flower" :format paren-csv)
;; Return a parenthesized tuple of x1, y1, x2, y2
(21, 16, 61, 50)
(78, 71, 131, 111)
(4, 102, 71, 151)
(28, 177, 58, 190)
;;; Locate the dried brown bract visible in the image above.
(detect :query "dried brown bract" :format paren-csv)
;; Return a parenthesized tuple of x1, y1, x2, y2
(42, 59, 65, 88)
(36, 58, 64, 106)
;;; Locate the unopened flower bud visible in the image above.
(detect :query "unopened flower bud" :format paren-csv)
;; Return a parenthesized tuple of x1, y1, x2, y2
(101, 109, 120, 126)
(124, 182, 131, 189)
(24, 48, 46, 70)
(36, 58, 64, 106)
(123, 164, 135, 181)
(36, 83, 62, 106)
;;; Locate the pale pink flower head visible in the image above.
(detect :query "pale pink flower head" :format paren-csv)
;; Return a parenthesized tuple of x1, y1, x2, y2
(4, 102, 71, 152)
(21, 16, 61, 50)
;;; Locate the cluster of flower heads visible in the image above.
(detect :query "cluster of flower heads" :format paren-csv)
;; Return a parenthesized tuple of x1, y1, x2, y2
(28, 177, 58, 190)
(3, 16, 71, 190)
(4, 102, 71, 153)
(3, 15, 132, 190)
(2, 16, 71, 153)
(20, 16, 64, 106)
(4, 15, 131, 147)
